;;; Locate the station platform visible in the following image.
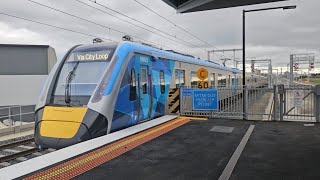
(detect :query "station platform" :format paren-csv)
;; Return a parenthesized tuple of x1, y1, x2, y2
(2, 117, 320, 180)
(0, 129, 33, 142)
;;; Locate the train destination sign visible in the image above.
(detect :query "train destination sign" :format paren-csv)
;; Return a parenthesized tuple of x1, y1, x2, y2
(193, 89, 219, 110)
(74, 50, 110, 61)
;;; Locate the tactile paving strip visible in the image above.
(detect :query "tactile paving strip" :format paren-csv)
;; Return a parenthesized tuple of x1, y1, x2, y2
(24, 117, 190, 180)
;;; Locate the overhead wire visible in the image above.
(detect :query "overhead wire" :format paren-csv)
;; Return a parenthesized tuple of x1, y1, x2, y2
(25, 0, 169, 49)
(133, 0, 217, 48)
(0, 12, 114, 42)
(83, 0, 200, 48)
(133, 0, 229, 60)
(3, 0, 226, 61)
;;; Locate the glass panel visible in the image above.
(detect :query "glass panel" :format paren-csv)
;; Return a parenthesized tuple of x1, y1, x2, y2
(130, 69, 137, 101)
(142, 68, 147, 94)
(180, 70, 185, 86)
(191, 71, 197, 86)
(218, 74, 227, 87)
(175, 69, 185, 87)
(160, 70, 165, 94)
(210, 73, 215, 87)
(175, 70, 179, 87)
(53, 61, 109, 96)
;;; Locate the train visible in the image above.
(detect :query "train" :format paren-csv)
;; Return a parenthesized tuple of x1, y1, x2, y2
(34, 40, 267, 149)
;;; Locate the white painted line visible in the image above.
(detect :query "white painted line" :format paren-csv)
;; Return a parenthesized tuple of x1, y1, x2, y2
(218, 125, 255, 180)
(3, 149, 21, 153)
(18, 145, 34, 150)
(0, 115, 178, 180)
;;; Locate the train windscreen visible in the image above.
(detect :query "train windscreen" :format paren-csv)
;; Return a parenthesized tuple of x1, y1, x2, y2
(51, 46, 116, 106)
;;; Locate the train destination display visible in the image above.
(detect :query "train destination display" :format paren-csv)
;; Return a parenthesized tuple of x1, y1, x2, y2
(74, 50, 110, 61)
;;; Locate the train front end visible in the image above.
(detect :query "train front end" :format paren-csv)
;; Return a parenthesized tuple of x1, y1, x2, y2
(34, 43, 118, 149)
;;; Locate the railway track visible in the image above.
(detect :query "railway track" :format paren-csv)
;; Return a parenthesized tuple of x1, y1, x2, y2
(0, 137, 55, 168)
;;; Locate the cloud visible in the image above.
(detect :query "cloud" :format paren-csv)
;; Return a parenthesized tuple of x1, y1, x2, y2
(0, 0, 318, 70)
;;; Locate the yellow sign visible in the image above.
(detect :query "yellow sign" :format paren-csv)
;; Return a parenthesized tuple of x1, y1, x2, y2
(197, 68, 208, 80)
(197, 81, 209, 89)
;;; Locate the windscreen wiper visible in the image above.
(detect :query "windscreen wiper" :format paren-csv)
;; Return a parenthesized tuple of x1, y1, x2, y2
(65, 61, 80, 106)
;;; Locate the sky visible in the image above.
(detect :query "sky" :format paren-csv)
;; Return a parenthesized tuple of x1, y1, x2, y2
(0, 0, 318, 73)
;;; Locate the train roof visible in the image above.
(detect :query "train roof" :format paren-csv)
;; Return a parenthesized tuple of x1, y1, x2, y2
(118, 41, 241, 74)
(75, 41, 241, 74)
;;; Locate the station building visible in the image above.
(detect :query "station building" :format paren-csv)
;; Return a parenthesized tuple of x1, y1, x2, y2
(0, 44, 57, 107)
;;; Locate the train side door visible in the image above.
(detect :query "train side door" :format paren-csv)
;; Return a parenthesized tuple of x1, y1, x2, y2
(139, 65, 151, 121)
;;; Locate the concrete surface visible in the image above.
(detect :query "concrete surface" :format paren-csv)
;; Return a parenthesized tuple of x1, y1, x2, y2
(0, 123, 34, 137)
(0, 130, 34, 142)
(76, 119, 320, 180)
(77, 119, 250, 180)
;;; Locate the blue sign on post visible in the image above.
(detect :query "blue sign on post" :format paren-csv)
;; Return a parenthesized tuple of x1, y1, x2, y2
(182, 88, 193, 97)
(193, 89, 219, 110)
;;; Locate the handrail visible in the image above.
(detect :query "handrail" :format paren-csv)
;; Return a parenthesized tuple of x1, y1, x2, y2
(0, 105, 35, 127)
(0, 105, 34, 111)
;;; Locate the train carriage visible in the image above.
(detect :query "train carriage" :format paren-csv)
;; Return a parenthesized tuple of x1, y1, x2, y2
(35, 40, 245, 149)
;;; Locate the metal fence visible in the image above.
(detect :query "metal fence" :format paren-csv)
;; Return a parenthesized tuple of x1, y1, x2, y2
(179, 84, 320, 122)
(0, 105, 35, 127)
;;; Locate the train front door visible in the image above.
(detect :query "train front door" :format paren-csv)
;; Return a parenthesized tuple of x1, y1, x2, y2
(139, 65, 151, 122)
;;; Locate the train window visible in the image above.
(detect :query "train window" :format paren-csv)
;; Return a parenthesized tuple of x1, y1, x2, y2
(129, 69, 137, 101)
(218, 74, 226, 87)
(232, 75, 237, 86)
(191, 71, 197, 86)
(175, 69, 185, 87)
(228, 75, 231, 86)
(210, 73, 216, 88)
(141, 68, 147, 94)
(160, 70, 165, 94)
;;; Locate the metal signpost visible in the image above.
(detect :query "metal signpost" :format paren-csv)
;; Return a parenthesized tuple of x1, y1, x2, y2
(289, 53, 315, 85)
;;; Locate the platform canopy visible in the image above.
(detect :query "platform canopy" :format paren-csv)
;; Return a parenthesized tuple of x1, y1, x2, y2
(162, 0, 288, 13)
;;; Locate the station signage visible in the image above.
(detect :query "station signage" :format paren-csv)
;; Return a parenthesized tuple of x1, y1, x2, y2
(182, 88, 193, 97)
(294, 90, 304, 108)
(197, 68, 209, 89)
(197, 81, 209, 89)
(193, 89, 219, 110)
(197, 68, 208, 80)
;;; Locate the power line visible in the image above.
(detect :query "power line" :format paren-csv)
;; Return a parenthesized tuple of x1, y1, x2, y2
(76, 0, 198, 48)
(86, 0, 199, 48)
(0, 12, 114, 42)
(25, 0, 169, 49)
(133, 0, 219, 49)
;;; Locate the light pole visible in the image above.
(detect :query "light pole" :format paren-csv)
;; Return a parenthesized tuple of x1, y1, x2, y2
(242, 5, 296, 120)
(242, 5, 296, 86)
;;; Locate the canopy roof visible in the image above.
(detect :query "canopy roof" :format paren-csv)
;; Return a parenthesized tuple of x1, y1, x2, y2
(162, 0, 287, 13)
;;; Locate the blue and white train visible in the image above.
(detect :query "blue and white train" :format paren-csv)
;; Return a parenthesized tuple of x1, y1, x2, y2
(35, 40, 246, 149)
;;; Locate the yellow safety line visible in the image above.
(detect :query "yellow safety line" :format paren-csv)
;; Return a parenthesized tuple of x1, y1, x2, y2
(39, 117, 189, 179)
(180, 116, 208, 121)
